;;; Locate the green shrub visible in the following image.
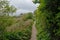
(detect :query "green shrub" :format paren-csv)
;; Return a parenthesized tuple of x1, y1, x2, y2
(4, 17, 33, 40)
(0, 16, 16, 40)
(35, 0, 60, 40)
(5, 23, 32, 40)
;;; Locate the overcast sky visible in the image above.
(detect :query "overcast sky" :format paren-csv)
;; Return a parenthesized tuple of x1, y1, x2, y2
(9, 0, 37, 16)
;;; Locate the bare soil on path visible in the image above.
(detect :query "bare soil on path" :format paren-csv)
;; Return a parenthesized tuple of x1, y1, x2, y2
(30, 22, 37, 40)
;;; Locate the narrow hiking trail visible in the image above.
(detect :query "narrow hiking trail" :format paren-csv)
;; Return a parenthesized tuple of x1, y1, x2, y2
(30, 21, 37, 40)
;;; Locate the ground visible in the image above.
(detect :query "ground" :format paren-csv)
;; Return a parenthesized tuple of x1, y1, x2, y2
(30, 21, 37, 40)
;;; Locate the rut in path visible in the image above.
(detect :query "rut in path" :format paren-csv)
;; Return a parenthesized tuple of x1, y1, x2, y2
(30, 22, 37, 40)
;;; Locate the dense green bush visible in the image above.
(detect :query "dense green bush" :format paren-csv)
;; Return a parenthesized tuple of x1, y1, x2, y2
(0, 16, 33, 40)
(0, 16, 16, 40)
(35, 0, 60, 40)
(5, 21, 33, 40)
(20, 12, 33, 21)
(25, 12, 33, 19)
(1, 13, 33, 40)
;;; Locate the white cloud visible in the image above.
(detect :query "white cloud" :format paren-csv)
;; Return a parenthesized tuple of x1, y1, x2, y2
(9, 0, 37, 15)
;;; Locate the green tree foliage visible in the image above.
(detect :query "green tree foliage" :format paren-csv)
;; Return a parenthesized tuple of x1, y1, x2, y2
(0, 0, 16, 16)
(0, 0, 16, 40)
(35, 0, 60, 40)
(32, 0, 40, 4)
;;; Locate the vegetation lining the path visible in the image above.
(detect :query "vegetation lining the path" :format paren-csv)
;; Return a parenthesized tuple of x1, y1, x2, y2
(4, 13, 33, 40)
(35, 0, 60, 40)
(0, 0, 34, 40)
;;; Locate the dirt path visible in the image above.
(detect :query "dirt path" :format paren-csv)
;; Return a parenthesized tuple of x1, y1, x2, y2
(30, 21, 37, 40)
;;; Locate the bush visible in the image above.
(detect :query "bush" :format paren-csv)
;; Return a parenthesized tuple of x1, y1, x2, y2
(0, 16, 16, 40)
(35, 0, 60, 40)
(0, 13, 33, 40)
(5, 21, 33, 40)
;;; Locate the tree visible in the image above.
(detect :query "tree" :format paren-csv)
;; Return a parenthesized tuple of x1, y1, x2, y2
(0, 0, 16, 16)
(35, 0, 60, 40)
(32, 0, 40, 4)
(0, 0, 16, 40)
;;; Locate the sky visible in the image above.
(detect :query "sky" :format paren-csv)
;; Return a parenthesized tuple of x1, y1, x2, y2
(9, 0, 37, 16)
